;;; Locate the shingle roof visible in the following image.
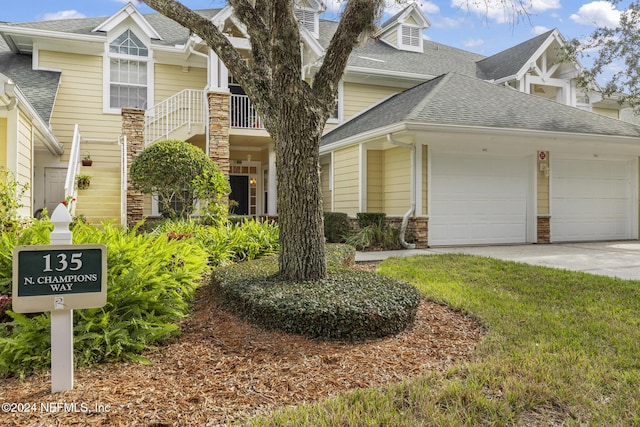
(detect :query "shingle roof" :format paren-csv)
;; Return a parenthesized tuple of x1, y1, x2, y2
(476, 29, 554, 81)
(0, 36, 60, 125)
(319, 20, 484, 78)
(2, 9, 221, 47)
(321, 72, 640, 145)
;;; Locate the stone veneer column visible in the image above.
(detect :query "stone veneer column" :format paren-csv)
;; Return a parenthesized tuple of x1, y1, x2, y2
(207, 91, 230, 176)
(122, 108, 145, 228)
(537, 215, 551, 244)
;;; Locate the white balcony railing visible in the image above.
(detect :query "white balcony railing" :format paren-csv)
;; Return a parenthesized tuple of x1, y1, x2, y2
(230, 94, 264, 129)
(145, 89, 207, 145)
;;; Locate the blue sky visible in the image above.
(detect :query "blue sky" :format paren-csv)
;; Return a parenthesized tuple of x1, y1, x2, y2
(0, 0, 631, 59)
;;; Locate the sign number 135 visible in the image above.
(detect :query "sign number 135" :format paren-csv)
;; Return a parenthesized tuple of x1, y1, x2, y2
(42, 253, 83, 272)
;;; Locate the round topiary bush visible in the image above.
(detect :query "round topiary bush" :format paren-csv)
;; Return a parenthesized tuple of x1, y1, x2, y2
(129, 139, 229, 223)
(212, 252, 421, 341)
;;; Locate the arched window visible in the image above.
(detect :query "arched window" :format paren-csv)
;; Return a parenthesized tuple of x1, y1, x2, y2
(109, 30, 148, 109)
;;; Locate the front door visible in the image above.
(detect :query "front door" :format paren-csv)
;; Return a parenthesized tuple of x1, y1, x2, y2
(229, 175, 249, 215)
(44, 167, 67, 214)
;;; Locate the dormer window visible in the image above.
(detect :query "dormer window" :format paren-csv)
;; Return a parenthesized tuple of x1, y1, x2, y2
(295, 7, 318, 37)
(108, 29, 149, 109)
(399, 25, 422, 52)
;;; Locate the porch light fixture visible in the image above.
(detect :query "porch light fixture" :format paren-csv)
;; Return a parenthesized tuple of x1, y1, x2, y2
(539, 163, 550, 177)
(250, 177, 257, 186)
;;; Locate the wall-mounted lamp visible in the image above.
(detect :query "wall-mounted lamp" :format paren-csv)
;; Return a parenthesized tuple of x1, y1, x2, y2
(539, 163, 550, 178)
(250, 177, 257, 186)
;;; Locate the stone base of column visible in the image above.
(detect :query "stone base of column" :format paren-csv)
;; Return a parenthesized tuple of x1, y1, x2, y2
(537, 215, 551, 244)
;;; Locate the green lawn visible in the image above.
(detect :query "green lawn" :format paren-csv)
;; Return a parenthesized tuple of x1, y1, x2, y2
(247, 254, 640, 426)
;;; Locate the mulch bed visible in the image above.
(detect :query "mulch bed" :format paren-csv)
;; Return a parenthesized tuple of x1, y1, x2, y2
(0, 263, 484, 426)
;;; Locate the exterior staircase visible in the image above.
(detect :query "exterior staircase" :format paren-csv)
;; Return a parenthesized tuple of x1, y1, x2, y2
(144, 89, 207, 145)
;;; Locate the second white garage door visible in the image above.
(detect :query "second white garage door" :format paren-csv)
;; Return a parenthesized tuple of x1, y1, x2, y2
(430, 154, 530, 246)
(551, 158, 634, 242)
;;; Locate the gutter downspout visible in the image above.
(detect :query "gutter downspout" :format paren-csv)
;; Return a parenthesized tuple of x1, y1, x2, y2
(386, 134, 416, 249)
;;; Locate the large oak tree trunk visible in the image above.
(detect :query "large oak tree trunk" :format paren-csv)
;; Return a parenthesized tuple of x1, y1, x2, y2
(273, 110, 326, 280)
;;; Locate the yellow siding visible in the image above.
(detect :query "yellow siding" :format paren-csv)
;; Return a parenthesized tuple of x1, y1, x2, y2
(320, 157, 331, 211)
(422, 147, 428, 215)
(537, 151, 550, 215)
(333, 145, 359, 214)
(75, 166, 122, 223)
(154, 64, 207, 103)
(382, 29, 398, 46)
(0, 118, 6, 168)
(342, 82, 398, 121)
(230, 150, 264, 163)
(383, 147, 410, 216)
(17, 113, 32, 214)
(593, 107, 619, 119)
(367, 150, 383, 212)
(405, 16, 418, 26)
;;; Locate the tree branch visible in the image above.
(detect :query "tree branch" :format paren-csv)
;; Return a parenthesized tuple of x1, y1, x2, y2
(312, 0, 383, 118)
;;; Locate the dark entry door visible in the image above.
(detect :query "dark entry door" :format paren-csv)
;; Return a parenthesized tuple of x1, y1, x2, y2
(229, 175, 249, 215)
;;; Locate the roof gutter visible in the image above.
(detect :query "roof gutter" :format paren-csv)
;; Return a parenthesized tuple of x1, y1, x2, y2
(386, 134, 416, 249)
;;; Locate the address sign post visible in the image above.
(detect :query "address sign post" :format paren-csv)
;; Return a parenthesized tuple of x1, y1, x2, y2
(12, 204, 106, 393)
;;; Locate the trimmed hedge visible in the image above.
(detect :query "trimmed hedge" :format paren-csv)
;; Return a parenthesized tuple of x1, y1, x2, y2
(324, 212, 351, 243)
(212, 244, 421, 340)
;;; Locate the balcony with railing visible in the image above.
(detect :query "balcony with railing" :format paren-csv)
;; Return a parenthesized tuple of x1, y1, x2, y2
(230, 94, 264, 130)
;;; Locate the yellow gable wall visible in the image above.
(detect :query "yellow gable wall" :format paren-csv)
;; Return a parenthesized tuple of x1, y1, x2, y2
(592, 107, 619, 119)
(0, 117, 6, 168)
(39, 50, 123, 223)
(17, 112, 33, 215)
(342, 82, 398, 122)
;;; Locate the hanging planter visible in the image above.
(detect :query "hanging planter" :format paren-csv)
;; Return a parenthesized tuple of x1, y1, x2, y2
(76, 174, 91, 190)
(82, 152, 93, 166)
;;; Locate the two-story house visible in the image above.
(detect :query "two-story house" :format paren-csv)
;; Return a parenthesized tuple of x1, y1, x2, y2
(2, 1, 640, 246)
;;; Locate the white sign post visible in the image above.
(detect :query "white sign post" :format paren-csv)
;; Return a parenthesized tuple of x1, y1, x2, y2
(49, 205, 74, 393)
(12, 204, 107, 393)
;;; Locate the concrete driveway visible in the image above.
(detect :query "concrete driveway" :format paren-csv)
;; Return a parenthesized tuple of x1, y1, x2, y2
(355, 241, 640, 280)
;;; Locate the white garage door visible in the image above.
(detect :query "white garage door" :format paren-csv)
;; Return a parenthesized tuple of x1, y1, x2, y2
(551, 158, 633, 242)
(430, 154, 530, 246)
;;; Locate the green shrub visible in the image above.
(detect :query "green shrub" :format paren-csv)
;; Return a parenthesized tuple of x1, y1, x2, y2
(325, 243, 355, 268)
(212, 247, 421, 340)
(150, 218, 279, 265)
(323, 212, 352, 243)
(356, 212, 386, 229)
(345, 223, 402, 250)
(0, 168, 31, 233)
(0, 221, 209, 379)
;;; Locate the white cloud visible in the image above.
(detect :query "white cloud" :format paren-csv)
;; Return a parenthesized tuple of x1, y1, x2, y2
(432, 16, 465, 29)
(40, 10, 87, 21)
(570, 1, 621, 28)
(463, 38, 484, 48)
(532, 25, 551, 35)
(323, 1, 439, 20)
(451, 0, 560, 24)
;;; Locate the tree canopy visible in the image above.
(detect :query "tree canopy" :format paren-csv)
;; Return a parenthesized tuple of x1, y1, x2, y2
(568, 1, 640, 111)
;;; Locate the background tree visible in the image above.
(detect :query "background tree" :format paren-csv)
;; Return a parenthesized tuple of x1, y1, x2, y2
(130, 139, 229, 222)
(567, 1, 640, 111)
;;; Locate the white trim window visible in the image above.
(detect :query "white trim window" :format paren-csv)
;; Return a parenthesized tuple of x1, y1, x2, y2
(400, 25, 422, 52)
(108, 29, 149, 109)
(327, 81, 343, 123)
